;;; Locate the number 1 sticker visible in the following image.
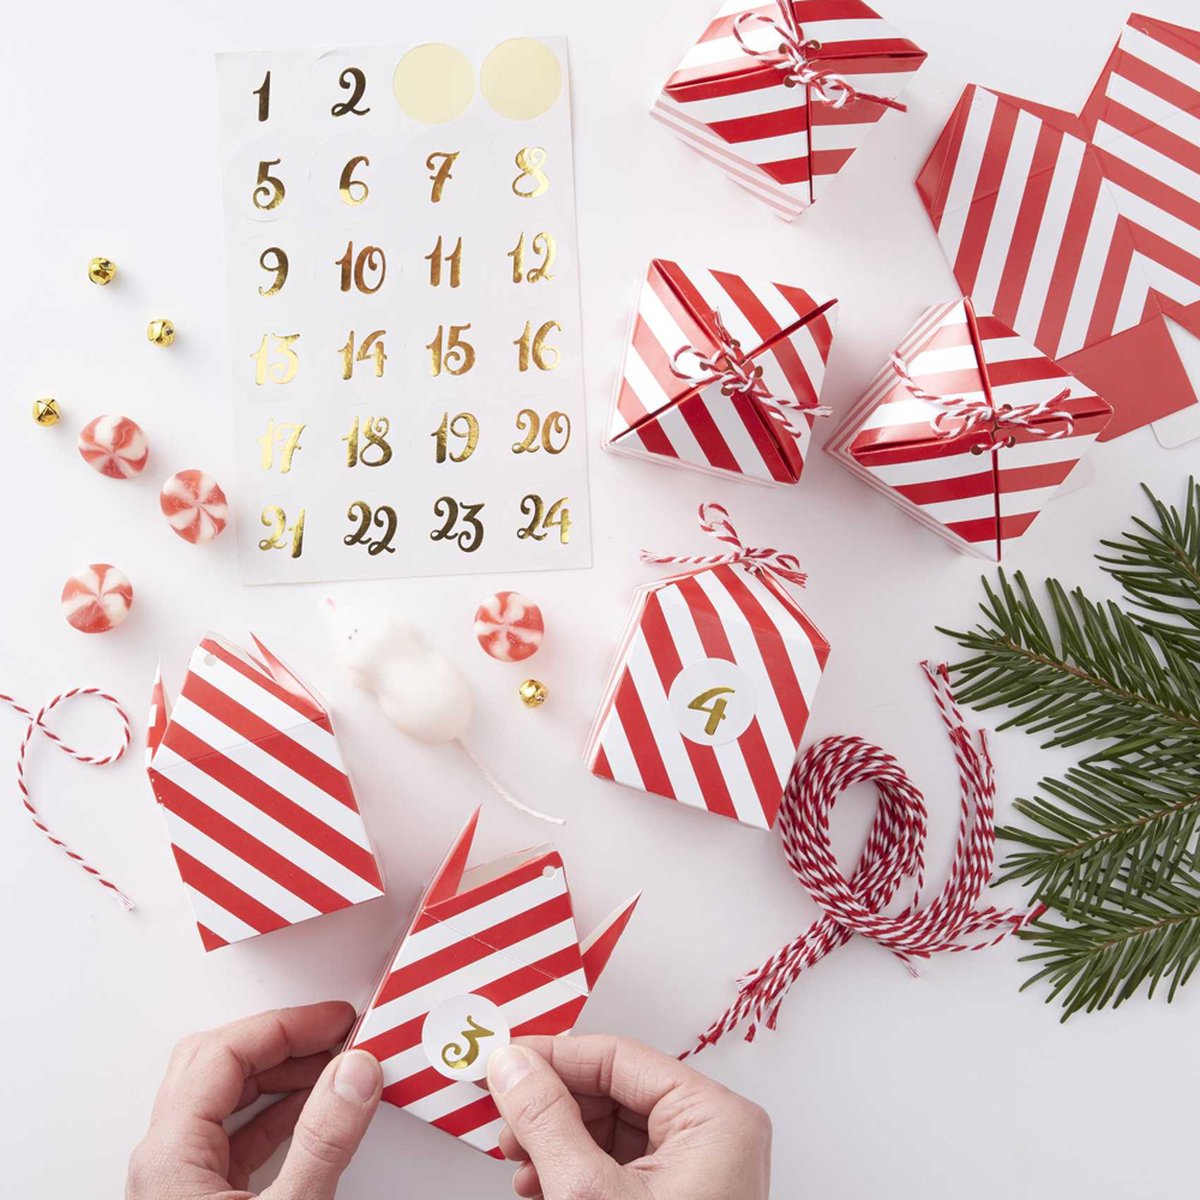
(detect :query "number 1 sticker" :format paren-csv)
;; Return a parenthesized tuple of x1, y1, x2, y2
(668, 659, 756, 746)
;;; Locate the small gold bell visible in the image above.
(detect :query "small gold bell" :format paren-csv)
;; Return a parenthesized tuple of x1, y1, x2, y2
(87, 257, 117, 286)
(147, 318, 175, 347)
(32, 394, 61, 426)
(518, 679, 547, 708)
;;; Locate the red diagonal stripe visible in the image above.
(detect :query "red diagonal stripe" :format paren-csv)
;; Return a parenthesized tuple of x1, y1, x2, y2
(172, 845, 287, 938)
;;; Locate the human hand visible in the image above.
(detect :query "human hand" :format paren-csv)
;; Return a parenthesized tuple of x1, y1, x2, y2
(126, 1001, 382, 1200)
(486, 1035, 771, 1199)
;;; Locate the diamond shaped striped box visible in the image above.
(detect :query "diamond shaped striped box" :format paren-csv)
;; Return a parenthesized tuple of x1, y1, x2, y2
(347, 810, 638, 1158)
(586, 559, 830, 830)
(825, 298, 1113, 561)
(146, 634, 385, 951)
(604, 258, 837, 486)
(652, 0, 926, 221)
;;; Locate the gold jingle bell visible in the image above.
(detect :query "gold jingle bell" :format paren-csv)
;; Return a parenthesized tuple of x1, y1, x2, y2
(32, 394, 61, 427)
(87, 256, 117, 286)
(518, 678, 547, 708)
(147, 318, 175, 347)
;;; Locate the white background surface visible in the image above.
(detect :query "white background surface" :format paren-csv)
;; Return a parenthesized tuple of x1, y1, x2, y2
(1, 2, 1197, 1197)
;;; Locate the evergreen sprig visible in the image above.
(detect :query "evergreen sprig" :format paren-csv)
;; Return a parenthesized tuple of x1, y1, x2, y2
(940, 480, 1200, 1018)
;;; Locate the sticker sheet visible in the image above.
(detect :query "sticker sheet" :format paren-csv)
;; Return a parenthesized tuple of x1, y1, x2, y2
(215, 38, 591, 584)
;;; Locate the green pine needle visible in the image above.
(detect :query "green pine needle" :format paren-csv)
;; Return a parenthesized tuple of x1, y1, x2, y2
(940, 480, 1200, 1017)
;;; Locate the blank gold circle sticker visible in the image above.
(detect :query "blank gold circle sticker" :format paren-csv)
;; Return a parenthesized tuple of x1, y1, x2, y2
(393, 43, 475, 124)
(480, 38, 562, 121)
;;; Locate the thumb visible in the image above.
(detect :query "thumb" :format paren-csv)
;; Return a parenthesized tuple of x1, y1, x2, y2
(487, 1045, 624, 1199)
(265, 1049, 382, 1200)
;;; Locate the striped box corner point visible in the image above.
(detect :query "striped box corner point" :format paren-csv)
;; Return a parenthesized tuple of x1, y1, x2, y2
(145, 633, 385, 952)
(347, 809, 639, 1158)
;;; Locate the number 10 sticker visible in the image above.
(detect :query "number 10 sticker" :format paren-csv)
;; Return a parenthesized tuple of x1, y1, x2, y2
(668, 659, 757, 746)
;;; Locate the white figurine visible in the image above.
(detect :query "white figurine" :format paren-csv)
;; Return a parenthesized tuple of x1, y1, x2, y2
(322, 598, 561, 823)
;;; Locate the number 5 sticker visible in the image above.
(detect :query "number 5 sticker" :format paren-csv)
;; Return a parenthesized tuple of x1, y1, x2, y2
(668, 659, 756, 746)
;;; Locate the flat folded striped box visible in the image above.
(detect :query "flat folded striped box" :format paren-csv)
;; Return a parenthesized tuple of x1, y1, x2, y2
(585, 560, 830, 830)
(604, 258, 838, 485)
(146, 634, 385, 951)
(825, 298, 1113, 561)
(916, 13, 1200, 444)
(347, 809, 639, 1158)
(652, 0, 926, 221)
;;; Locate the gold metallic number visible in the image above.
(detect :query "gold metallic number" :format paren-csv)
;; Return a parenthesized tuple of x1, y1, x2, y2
(432, 412, 479, 463)
(335, 241, 386, 294)
(331, 67, 370, 116)
(688, 687, 735, 737)
(343, 416, 393, 467)
(257, 247, 289, 295)
(514, 321, 561, 372)
(344, 501, 397, 555)
(508, 232, 556, 283)
(430, 497, 485, 553)
(512, 147, 550, 198)
(257, 419, 305, 472)
(426, 151, 459, 202)
(441, 1017, 494, 1071)
(426, 236, 463, 288)
(517, 494, 571, 544)
(258, 505, 305, 557)
(338, 330, 387, 380)
(251, 333, 300, 385)
(512, 409, 570, 454)
(253, 159, 285, 210)
(427, 324, 475, 376)
(339, 155, 370, 205)
(253, 71, 270, 122)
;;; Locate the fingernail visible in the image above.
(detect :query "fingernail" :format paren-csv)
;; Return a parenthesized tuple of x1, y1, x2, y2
(334, 1050, 381, 1103)
(488, 1046, 531, 1094)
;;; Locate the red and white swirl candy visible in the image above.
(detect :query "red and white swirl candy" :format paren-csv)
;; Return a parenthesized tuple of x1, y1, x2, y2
(77, 414, 149, 479)
(474, 592, 544, 662)
(61, 564, 134, 634)
(160, 470, 229, 544)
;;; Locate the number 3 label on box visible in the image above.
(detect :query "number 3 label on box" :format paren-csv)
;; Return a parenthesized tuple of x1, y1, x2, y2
(669, 659, 757, 746)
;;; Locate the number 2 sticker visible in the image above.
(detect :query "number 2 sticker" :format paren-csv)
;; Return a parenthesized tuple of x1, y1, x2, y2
(668, 659, 756, 746)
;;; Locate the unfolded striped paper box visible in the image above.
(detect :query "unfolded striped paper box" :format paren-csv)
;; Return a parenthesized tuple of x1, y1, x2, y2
(586, 561, 830, 830)
(347, 810, 638, 1158)
(652, 0, 926, 220)
(825, 299, 1113, 561)
(917, 13, 1200, 444)
(146, 634, 385, 951)
(604, 258, 837, 485)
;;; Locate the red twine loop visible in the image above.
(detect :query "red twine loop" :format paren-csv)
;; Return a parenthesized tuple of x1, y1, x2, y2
(683, 663, 1041, 1057)
(641, 502, 808, 589)
(1, 688, 135, 911)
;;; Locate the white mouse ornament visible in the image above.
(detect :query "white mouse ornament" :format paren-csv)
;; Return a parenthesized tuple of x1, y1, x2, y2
(322, 598, 561, 824)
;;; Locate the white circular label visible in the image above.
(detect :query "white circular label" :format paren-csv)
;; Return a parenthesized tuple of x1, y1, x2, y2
(668, 658, 757, 746)
(421, 994, 510, 1082)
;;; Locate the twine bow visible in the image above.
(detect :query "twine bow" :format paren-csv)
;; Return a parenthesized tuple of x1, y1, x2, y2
(683, 663, 1042, 1057)
(891, 355, 1076, 454)
(733, 2, 906, 112)
(670, 309, 830, 441)
(641, 502, 808, 588)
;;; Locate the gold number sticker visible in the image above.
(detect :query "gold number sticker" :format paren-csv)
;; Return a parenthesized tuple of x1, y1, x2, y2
(441, 1017, 494, 1071)
(508, 232, 556, 283)
(512, 409, 570, 455)
(253, 71, 271, 122)
(331, 67, 370, 116)
(427, 324, 476, 377)
(426, 236, 463, 288)
(514, 321, 560, 372)
(257, 419, 305, 473)
(426, 151, 459, 202)
(253, 158, 285, 210)
(517, 494, 571, 544)
(344, 501, 398, 555)
(251, 333, 300, 385)
(343, 416, 393, 467)
(512, 147, 549, 198)
(338, 330, 387, 380)
(339, 155, 370, 205)
(430, 497, 485, 553)
(258, 505, 305, 557)
(257, 247, 289, 295)
(687, 687, 736, 738)
(336, 241, 386, 294)
(432, 412, 479, 463)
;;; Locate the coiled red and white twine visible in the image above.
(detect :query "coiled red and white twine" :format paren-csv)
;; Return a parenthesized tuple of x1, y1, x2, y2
(684, 662, 1042, 1057)
(1, 689, 135, 910)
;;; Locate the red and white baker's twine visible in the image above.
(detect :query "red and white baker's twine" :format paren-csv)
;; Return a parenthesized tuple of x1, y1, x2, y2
(642, 502, 808, 588)
(891, 354, 1075, 452)
(2, 689, 135, 911)
(733, 3, 907, 112)
(671, 308, 831, 443)
(684, 663, 1042, 1057)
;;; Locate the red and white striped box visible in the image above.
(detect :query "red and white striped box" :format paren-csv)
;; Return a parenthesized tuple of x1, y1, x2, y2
(652, 0, 926, 221)
(146, 634, 385, 951)
(825, 298, 1114, 561)
(604, 258, 837, 486)
(586, 517, 830, 830)
(916, 14, 1200, 444)
(347, 810, 638, 1158)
